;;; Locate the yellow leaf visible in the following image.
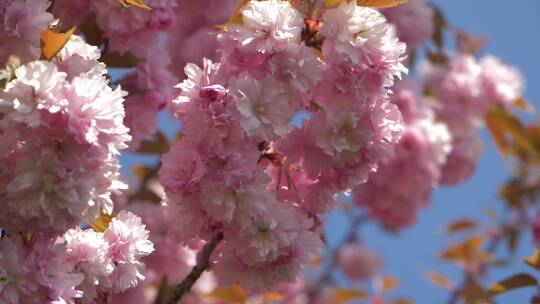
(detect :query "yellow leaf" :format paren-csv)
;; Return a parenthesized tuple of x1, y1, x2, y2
(333, 288, 367, 304)
(488, 273, 538, 297)
(91, 213, 115, 232)
(310, 255, 323, 269)
(445, 218, 478, 234)
(485, 106, 539, 158)
(393, 299, 413, 304)
(263, 292, 285, 303)
(425, 271, 454, 290)
(524, 250, 540, 271)
(40, 27, 76, 60)
(324, 0, 343, 7)
(357, 0, 409, 8)
(206, 285, 247, 303)
(118, 0, 152, 10)
(513, 97, 534, 112)
(378, 276, 399, 293)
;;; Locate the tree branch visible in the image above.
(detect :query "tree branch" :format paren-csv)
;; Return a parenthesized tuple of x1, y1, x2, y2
(165, 232, 224, 304)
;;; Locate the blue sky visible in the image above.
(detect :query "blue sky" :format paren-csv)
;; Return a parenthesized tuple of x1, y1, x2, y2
(118, 1, 540, 302)
(324, 1, 540, 302)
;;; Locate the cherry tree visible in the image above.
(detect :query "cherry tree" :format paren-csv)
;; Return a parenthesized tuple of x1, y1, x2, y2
(1, 0, 539, 303)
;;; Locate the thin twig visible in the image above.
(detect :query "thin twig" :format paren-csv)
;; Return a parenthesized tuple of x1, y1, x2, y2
(165, 232, 224, 304)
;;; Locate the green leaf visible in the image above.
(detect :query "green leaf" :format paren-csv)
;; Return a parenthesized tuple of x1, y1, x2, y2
(488, 273, 538, 297)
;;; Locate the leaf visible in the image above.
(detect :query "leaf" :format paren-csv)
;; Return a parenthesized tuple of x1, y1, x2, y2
(101, 51, 140, 68)
(135, 132, 169, 154)
(455, 30, 487, 55)
(310, 255, 323, 269)
(79, 17, 104, 46)
(488, 273, 538, 297)
(324, 0, 342, 7)
(445, 218, 478, 234)
(263, 292, 285, 303)
(357, 0, 409, 8)
(524, 250, 540, 271)
(485, 106, 540, 158)
(393, 299, 413, 304)
(90, 213, 115, 232)
(429, 4, 447, 49)
(206, 285, 247, 303)
(513, 97, 534, 112)
(378, 276, 399, 293)
(439, 235, 485, 262)
(426, 271, 454, 290)
(333, 288, 367, 303)
(0, 55, 22, 89)
(118, 0, 152, 10)
(40, 26, 76, 60)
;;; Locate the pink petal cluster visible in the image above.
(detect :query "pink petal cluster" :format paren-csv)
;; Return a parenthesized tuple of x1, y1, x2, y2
(354, 79, 452, 229)
(337, 243, 382, 280)
(382, 0, 434, 50)
(161, 0, 406, 292)
(0, 211, 153, 303)
(0, 42, 130, 234)
(423, 53, 523, 185)
(166, 0, 238, 77)
(122, 54, 178, 149)
(0, 0, 54, 64)
(90, 0, 177, 58)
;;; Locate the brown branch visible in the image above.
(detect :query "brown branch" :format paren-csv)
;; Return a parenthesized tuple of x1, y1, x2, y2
(165, 232, 224, 304)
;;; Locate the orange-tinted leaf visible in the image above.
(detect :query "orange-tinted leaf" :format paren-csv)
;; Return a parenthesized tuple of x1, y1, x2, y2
(426, 271, 454, 290)
(439, 235, 483, 261)
(485, 106, 539, 158)
(333, 288, 367, 303)
(310, 255, 323, 269)
(324, 0, 341, 7)
(378, 276, 399, 293)
(445, 218, 478, 234)
(524, 250, 540, 271)
(357, 0, 409, 8)
(132, 166, 149, 182)
(263, 292, 285, 303)
(118, 0, 152, 10)
(79, 17, 104, 46)
(488, 273, 538, 297)
(206, 285, 247, 303)
(135, 132, 169, 154)
(455, 30, 487, 55)
(91, 213, 115, 232)
(393, 299, 413, 304)
(40, 27, 76, 60)
(101, 51, 139, 68)
(513, 98, 534, 112)
(429, 4, 446, 49)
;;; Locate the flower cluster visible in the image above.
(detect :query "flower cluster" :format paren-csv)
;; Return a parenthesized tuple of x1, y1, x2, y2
(354, 79, 452, 229)
(423, 53, 524, 185)
(0, 32, 153, 301)
(0, 0, 54, 64)
(161, 0, 407, 292)
(382, 0, 434, 50)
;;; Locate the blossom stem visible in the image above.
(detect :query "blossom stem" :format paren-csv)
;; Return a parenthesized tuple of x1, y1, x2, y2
(165, 232, 224, 304)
